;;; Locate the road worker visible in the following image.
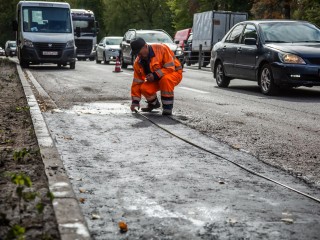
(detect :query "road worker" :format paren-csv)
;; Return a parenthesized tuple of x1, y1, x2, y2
(130, 37, 183, 115)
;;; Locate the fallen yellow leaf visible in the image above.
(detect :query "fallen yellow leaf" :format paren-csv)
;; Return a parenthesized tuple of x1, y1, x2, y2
(118, 221, 128, 233)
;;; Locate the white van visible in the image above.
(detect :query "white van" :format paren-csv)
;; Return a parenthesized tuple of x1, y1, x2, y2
(14, 1, 76, 69)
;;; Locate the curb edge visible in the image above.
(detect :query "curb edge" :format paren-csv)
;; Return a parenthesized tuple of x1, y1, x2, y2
(15, 63, 91, 240)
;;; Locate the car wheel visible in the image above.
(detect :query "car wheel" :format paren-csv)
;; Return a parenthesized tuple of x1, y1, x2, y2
(103, 53, 109, 64)
(96, 54, 101, 64)
(215, 62, 230, 88)
(70, 62, 75, 69)
(259, 64, 279, 95)
(89, 57, 95, 61)
(121, 53, 128, 69)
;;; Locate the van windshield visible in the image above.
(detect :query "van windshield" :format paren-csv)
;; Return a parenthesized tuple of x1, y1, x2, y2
(72, 19, 95, 35)
(22, 7, 72, 33)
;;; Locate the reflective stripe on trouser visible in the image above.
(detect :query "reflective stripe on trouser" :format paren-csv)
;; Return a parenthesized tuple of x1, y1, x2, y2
(140, 70, 182, 102)
(161, 96, 173, 110)
(160, 71, 181, 110)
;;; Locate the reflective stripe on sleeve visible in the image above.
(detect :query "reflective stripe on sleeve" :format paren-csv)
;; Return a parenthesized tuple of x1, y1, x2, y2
(175, 65, 182, 71)
(133, 78, 144, 83)
(163, 62, 174, 68)
(156, 69, 164, 77)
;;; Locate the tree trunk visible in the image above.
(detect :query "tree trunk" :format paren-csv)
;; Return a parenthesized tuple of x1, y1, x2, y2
(283, 0, 291, 19)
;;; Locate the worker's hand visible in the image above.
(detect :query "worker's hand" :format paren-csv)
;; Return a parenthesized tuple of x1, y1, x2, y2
(130, 103, 140, 112)
(146, 73, 155, 82)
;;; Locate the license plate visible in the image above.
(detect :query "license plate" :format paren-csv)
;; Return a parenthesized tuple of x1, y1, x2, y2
(43, 51, 58, 56)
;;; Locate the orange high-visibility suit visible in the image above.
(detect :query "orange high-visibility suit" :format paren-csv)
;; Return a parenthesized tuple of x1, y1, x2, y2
(131, 43, 183, 111)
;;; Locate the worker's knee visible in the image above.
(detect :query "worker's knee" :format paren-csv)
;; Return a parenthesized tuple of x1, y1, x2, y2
(140, 84, 156, 97)
(159, 73, 182, 89)
(159, 76, 174, 90)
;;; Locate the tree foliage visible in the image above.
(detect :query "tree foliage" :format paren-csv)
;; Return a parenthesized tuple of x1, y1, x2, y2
(0, 0, 20, 47)
(103, 0, 174, 36)
(1, 0, 320, 46)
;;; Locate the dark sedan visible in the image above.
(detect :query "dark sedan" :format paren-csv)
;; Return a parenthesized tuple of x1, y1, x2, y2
(211, 20, 320, 95)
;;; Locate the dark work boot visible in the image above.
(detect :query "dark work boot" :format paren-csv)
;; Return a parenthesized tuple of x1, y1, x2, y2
(162, 109, 172, 115)
(141, 98, 161, 112)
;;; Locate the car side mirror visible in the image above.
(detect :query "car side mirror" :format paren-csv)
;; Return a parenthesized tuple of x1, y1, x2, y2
(12, 20, 18, 31)
(75, 27, 81, 38)
(175, 40, 179, 44)
(126, 39, 130, 44)
(99, 43, 104, 46)
(244, 38, 257, 45)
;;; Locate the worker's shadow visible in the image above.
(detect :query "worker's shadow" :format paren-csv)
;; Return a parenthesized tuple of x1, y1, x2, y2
(131, 111, 179, 129)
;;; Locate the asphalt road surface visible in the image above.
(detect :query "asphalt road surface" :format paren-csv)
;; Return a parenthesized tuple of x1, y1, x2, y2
(25, 60, 320, 239)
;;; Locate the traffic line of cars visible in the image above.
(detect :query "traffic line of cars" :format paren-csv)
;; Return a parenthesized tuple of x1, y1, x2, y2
(95, 29, 184, 68)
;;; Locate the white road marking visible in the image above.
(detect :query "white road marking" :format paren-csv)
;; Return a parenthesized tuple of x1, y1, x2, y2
(179, 86, 210, 94)
(184, 67, 212, 73)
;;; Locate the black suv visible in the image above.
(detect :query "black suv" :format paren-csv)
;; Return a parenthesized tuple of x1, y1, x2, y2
(120, 29, 183, 68)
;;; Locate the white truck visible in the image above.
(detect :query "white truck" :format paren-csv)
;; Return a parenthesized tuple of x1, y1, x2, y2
(71, 9, 99, 61)
(189, 11, 248, 67)
(13, 1, 76, 69)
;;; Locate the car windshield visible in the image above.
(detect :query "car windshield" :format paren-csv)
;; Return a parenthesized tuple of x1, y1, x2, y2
(9, 42, 16, 47)
(260, 22, 320, 43)
(105, 38, 122, 45)
(22, 6, 72, 33)
(137, 32, 173, 43)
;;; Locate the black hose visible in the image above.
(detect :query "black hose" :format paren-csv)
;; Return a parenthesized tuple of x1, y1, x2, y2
(133, 109, 320, 204)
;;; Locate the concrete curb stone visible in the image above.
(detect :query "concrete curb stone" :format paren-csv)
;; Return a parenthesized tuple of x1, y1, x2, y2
(15, 63, 91, 240)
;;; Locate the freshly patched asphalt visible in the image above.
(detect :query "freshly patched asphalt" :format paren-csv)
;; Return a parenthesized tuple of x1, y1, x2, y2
(43, 102, 320, 239)
(25, 61, 320, 239)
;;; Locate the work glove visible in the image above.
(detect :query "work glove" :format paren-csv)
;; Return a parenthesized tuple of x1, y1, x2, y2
(130, 103, 140, 112)
(146, 73, 155, 82)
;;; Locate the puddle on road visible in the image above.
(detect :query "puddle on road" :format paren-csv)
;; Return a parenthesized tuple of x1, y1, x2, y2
(53, 102, 131, 115)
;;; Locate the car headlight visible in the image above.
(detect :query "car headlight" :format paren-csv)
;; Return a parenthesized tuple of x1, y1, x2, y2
(278, 53, 306, 64)
(66, 40, 75, 48)
(24, 38, 33, 48)
(175, 48, 183, 56)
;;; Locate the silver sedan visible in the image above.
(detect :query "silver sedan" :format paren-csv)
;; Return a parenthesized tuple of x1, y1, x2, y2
(96, 36, 122, 64)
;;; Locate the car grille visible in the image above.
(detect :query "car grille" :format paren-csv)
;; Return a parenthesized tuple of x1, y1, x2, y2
(34, 42, 65, 58)
(75, 39, 92, 55)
